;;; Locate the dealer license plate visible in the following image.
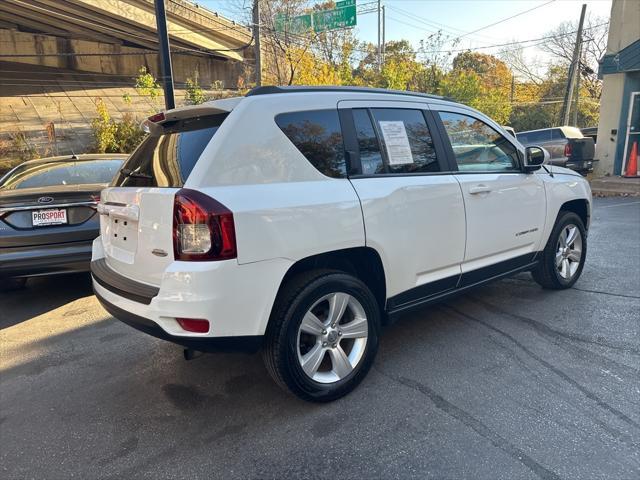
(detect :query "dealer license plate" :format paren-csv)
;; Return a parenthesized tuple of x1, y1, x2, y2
(32, 209, 68, 226)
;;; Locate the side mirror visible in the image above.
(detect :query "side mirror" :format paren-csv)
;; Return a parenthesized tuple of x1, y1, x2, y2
(524, 146, 549, 172)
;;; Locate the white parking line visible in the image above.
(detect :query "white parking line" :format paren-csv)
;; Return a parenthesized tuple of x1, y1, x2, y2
(597, 200, 640, 209)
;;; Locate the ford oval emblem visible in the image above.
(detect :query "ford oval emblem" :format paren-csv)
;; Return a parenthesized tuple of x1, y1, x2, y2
(38, 196, 54, 204)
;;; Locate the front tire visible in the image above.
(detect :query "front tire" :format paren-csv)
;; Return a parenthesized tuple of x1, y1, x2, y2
(263, 269, 381, 402)
(532, 211, 587, 289)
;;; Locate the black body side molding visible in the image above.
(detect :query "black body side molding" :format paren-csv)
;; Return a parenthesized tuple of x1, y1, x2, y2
(387, 253, 539, 318)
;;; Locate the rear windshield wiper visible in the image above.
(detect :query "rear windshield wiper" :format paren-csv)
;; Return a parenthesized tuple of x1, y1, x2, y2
(120, 168, 153, 179)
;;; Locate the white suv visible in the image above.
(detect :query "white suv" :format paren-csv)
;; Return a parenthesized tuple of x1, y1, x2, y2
(92, 86, 591, 402)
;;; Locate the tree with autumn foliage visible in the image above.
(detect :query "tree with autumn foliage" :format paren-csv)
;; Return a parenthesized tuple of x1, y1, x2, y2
(441, 52, 513, 124)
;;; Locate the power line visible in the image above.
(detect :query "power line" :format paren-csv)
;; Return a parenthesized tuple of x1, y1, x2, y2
(386, 5, 499, 42)
(453, 0, 557, 41)
(267, 20, 607, 56)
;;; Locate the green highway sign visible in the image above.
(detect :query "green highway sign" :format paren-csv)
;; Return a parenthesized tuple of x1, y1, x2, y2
(275, 13, 313, 34)
(275, 0, 357, 34)
(312, 1, 357, 32)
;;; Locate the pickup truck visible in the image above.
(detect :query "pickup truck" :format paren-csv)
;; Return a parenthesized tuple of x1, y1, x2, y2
(516, 126, 595, 174)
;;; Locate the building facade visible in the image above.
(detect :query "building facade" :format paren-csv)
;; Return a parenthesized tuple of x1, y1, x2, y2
(594, 0, 640, 176)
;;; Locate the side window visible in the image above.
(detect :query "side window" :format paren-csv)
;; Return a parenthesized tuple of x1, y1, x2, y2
(352, 109, 385, 174)
(527, 131, 542, 143)
(275, 110, 346, 178)
(353, 108, 440, 174)
(551, 129, 565, 140)
(515, 133, 528, 144)
(439, 112, 520, 172)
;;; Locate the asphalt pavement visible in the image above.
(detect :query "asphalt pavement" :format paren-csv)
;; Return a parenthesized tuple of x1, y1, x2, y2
(1, 197, 639, 480)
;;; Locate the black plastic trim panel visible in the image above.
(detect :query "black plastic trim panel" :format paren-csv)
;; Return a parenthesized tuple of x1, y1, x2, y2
(387, 253, 540, 318)
(91, 258, 159, 305)
(459, 253, 537, 288)
(95, 291, 263, 353)
(387, 275, 458, 311)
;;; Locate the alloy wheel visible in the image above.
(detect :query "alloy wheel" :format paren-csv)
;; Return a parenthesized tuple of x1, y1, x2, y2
(296, 292, 369, 384)
(556, 223, 583, 280)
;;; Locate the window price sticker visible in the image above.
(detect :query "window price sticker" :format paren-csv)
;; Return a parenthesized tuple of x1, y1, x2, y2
(379, 121, 414, 165)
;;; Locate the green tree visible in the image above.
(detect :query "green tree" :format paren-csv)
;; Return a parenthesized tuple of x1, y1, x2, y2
(416, 30, 460, 95)
(442, 52, 513, 124)
(381, 41, 424, 90)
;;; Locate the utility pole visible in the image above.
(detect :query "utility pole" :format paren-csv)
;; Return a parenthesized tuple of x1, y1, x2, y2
(573, 49, 583, 126)
(377, 0, 381, 72)
(253, 0, 262, 86)
(381, 5, 385, 67)
(560, 3, 586, 126)
(154, 0, 175, 110)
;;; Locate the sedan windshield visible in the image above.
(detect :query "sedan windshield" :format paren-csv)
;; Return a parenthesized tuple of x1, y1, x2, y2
(0, 159, 123, 190)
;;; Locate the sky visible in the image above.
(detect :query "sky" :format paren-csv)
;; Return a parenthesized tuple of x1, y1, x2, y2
(197, 0, 612, 68)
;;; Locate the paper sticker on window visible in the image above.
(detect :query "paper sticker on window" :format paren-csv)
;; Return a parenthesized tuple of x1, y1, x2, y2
(378, 121, 414, 165)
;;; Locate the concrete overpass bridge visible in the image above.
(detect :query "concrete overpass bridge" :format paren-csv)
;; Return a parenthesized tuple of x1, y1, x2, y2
(0, 0, 255, 86)
(0, 0, 256, 166)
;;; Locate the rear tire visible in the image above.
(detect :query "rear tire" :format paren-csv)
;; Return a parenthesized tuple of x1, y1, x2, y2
(0, 277, 27, 292)
(263, 269, 381, 402)
(531, 211, 587, 289)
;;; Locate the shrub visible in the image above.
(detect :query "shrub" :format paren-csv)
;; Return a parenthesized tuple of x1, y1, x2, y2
(91, 99, 117, 153)
(135, 66, 161, 100)
(91, 99, 144, 154)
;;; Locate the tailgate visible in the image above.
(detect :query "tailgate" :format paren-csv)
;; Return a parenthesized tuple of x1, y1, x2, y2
(99, 187, 177, 286)
(569, 138, 595, 161)
(97, 106, 232, 285)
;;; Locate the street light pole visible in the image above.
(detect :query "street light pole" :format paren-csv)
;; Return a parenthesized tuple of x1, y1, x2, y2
(377, 0, 381, 72)
(381, 5, 385, 67)
(154, 0, 175, 110)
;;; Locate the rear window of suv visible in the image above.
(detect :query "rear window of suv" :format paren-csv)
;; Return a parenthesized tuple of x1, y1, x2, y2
(275, 110, 346, 178)
(112, 113, 227, 187)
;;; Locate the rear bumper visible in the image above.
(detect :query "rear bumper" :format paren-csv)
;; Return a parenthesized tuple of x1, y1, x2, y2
(565, 159, 595, 173)
(91, 258, 159, 305)
(0, 241, 92, 278)
(91, 236, 293, 340)
(94, 290, 263, 353)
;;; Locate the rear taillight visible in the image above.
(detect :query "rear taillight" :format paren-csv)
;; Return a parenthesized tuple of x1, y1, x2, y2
(564, 143, 572, 158)
(173, 188, 237, 261)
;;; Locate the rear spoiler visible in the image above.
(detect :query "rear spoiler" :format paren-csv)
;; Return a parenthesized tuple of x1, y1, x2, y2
(141, 97, 241, 134)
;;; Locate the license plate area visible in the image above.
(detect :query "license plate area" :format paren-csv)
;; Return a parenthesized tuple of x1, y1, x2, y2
(32, 209, 67, 227)
(109, 216, 138, 252)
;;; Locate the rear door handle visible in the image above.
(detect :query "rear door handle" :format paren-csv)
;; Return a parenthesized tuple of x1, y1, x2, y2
(469, 184, 491, 195)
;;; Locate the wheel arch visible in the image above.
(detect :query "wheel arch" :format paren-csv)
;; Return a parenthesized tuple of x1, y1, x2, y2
(269, 247, 387, 323)
(559, 198, 590, 232)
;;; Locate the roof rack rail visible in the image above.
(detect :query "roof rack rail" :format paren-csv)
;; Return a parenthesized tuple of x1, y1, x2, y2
(245, 85, 450, 102)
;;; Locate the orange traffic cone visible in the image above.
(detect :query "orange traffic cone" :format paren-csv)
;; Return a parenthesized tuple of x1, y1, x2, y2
(623, 141, 638, 177)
